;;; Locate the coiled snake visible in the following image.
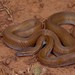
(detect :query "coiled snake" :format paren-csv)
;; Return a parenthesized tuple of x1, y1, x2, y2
(3, 12, 75, 67)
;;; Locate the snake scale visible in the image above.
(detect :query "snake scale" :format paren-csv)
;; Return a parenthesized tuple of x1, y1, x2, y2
(3, 12, 75, 67)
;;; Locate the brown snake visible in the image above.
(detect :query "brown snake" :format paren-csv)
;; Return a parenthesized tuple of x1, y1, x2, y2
(3, 12, 75, 67)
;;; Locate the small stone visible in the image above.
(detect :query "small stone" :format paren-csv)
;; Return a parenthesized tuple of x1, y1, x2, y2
(31, 63, 42, 75)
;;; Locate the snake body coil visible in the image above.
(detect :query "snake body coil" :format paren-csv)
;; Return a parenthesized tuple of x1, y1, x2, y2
(3, 12, 75, 67)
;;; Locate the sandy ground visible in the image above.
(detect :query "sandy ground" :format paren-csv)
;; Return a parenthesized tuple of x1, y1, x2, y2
(0, 0, 75, 75)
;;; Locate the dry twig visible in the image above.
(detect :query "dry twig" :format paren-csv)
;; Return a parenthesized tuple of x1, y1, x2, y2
(0, 1, 13, 21)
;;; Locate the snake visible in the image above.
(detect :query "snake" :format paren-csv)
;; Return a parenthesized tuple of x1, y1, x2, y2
(2, 12, 75, 67)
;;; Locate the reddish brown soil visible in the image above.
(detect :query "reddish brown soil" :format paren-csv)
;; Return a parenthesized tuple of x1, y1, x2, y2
(0, 0, 75, 75)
